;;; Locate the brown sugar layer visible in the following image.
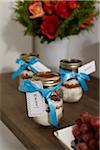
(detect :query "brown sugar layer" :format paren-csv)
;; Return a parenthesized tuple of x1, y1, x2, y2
(62, 83, 80, 88)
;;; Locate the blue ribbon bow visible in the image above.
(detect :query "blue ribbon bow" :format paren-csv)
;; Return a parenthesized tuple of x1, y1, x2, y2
(59, 68, 90, 92)
(19, 80, 61, 127)
(12, 57, 40, 79)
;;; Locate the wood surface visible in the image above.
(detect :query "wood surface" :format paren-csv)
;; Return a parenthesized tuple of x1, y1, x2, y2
(0, 73, 99, 150)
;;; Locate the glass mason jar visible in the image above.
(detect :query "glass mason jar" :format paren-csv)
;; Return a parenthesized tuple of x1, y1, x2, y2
(19, 53, 39, 85)
(60, 59, 83, 103)
(32, 72, 63, 126)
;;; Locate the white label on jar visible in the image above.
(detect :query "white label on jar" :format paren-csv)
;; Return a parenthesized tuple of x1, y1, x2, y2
(78, 61, 96, 75)
(28, 61, 51, 72)
(26, 81, 45, 117)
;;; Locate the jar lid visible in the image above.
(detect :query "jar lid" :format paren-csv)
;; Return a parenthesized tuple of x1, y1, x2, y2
(60, 59, 82, 71)
(20, 53, 39, 62)
(33, 72, 61, 87)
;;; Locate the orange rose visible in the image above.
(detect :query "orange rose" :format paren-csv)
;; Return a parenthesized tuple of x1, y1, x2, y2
(29, 2, 45, 19)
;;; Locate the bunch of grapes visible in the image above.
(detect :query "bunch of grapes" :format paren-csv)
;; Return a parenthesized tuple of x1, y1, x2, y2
(71, 112, 100, 150)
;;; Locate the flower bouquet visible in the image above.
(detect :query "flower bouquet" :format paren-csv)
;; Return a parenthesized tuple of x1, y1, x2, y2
(15, 0, 98, 43)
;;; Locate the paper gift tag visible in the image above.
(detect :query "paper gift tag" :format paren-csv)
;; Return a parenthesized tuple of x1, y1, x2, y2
(29, 61, 51, 72)
(26, 92, 45, 117)
(78, 61, 96, 75)
(26, 81, 45, 117)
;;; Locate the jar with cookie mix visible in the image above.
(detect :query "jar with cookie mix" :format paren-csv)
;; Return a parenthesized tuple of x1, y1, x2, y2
(32, 72, 63, 126)
(60, 59, 83, 103)
(19, 53, 39, 85)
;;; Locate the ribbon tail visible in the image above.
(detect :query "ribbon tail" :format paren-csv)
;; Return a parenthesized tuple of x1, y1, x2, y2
(78, 77, 88, 92)
(47, 98, 58, 127)
(80, 73, 90, 81)
(29, 66, 39, 73)
(28, 57, 40, 73)
(12, 65, 27, 79)
(18, 80, 40, 93)
(18, 83, 29, 92)
(18, 80, 32, 92)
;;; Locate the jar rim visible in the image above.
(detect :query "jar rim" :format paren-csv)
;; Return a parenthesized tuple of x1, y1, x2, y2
(60, 59, 82, 70)
(33, 72, 61, 87)
(60, 58, 82, 64)
(20, 53, 39, 62)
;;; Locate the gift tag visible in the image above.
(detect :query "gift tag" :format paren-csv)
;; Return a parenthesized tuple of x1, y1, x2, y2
(26, 92, 45, 117)
(26, 81, 45, 117)
(78, 61, 96, 75)
(29, 61, 51, 72)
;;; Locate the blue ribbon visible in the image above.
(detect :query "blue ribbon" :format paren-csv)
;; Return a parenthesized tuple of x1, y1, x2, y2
(19, 80, 61, 127)
(59, 68, 90, 92)
(12, 57, 40, 79)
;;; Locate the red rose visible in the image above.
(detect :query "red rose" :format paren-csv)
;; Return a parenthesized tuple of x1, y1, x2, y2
(41, 15, 60, 39)
(55, 1, 72, 19)
(67, 0, 80, 9)
(43, 2, 56, 15)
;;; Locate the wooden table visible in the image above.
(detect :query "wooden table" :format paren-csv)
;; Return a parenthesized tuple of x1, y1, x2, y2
(0, 73, 99, 150)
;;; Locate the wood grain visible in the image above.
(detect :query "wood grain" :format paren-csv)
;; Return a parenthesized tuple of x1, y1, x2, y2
(0, 73, 99, 150)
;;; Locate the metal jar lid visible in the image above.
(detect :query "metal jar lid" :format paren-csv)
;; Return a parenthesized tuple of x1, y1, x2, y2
(60, 59, 82, 71)
(20, 53, 39, 62)
(33, 72, 61, 87)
